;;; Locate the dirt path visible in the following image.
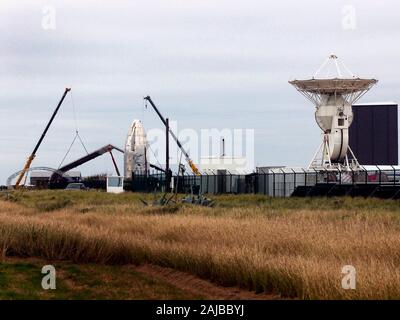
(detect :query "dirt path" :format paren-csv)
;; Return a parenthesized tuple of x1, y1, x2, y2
(2, 257, 281, 300)
(136, 264, 281, 300)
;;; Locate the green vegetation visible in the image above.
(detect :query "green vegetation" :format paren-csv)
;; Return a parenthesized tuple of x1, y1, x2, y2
(0, 258, 202, 300)
(2, 189, 400, 213)
(1, 190, 400, 299)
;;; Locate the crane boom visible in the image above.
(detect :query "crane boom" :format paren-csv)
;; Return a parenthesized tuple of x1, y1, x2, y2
(144, 96, 200, 176)
(14, 88, 71, 188)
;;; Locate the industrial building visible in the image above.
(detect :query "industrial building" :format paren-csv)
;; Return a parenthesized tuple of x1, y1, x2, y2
(349, 102, 398, 166)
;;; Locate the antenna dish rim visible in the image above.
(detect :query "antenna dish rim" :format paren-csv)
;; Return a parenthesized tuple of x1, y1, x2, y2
(289, 78, 378, 95)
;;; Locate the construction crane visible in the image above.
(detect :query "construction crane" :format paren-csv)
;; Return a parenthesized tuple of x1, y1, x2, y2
(14, 88, 71, 188)
(144, 96, 200, 176)
(56, 144, 123, 177)
(49, 144, 123, 185)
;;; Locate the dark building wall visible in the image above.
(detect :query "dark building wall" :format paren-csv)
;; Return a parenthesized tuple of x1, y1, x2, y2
(349, 103, 398, 165)
(30, 177, 50, 188)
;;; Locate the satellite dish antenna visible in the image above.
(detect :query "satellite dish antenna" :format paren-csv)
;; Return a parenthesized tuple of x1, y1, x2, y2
(289, 54, 378, 171)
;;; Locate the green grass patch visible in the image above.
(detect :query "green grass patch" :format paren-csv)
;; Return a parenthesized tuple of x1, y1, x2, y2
(0, 259, 202, 300)
(3, 190, 400, 214)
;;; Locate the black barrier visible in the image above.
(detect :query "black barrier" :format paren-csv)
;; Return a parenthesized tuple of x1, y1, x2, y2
(0, 300, 395, 319)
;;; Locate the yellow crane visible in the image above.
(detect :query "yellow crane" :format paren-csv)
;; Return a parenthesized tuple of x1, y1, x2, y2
(14, 88, 71, 188)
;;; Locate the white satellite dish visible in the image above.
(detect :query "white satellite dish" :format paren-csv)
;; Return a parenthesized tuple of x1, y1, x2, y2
(290, 54, 378, 171)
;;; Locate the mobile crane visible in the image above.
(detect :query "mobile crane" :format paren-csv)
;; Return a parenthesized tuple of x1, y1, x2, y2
(14, 88, 71, 188)
(144, 96, 200, 176)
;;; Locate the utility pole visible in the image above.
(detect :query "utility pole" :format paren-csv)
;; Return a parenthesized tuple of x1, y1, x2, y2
(165, 118, 171, 192)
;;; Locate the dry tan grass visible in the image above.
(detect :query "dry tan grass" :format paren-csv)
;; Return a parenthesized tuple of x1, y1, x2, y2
(1, 195, 400, 299)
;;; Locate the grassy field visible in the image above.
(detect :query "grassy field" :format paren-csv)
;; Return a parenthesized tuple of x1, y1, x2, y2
(0, 257, 202, 299)
(1, 190, 400, 299)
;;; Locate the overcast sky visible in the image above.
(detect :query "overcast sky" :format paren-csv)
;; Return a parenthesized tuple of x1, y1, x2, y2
(1, 0, 399, 184)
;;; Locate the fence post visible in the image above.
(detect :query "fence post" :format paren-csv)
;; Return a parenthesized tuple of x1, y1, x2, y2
(325, 168, 328, 185)
(291, 168, 296, 196)
(272, 171, 276, 198)
(314, 168, 318, 185)
(363, 166, 368, 185)
(377, 166, 382, 184)
(214, 170, 217, 194)
(230, 172, 233, 194)
(350, 167, 354, 186)
(280, 169, 286, 197)
(392, 165, 396, 185)
(262, 173, 265, 195)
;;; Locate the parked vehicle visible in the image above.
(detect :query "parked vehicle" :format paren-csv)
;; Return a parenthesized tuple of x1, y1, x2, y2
(65, 183, 88, 190)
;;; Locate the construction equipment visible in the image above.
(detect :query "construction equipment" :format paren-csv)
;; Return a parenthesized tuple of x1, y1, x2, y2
(50, 144, 124, 184)
(57, 144, 123, 175)
(143, 96, 201, 176)
(14, 88, 71, 188)
(150, 163, 166, 173)
(181, 191, 215, 207)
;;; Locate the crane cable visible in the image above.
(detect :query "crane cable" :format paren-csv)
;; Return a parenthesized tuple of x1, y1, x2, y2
(58, 133, 78, 169)
(148, 143, 164, 172)
(71, 92, 89, 155)
(57, 92, 89, 169)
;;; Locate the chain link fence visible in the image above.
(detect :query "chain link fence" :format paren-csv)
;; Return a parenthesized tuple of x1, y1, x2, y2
(130, 165, 400, 198)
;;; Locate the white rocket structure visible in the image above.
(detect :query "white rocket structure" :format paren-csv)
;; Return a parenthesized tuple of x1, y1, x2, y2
(124, 120, 149, 178)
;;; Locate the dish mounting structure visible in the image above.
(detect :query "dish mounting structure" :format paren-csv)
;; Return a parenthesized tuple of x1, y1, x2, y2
(289, 54, 378, 171)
